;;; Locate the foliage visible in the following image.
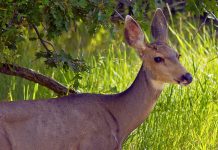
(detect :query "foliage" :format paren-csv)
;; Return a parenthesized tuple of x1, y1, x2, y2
(186, 0, 218, 17)
(35, 50, 89, 72)
(0, 0, 217, 64)
(0, 0, 115, 71)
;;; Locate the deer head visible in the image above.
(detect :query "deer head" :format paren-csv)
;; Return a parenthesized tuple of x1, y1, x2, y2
(124, 8, 192, 87)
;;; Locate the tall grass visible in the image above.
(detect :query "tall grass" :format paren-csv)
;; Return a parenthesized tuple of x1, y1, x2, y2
(0, 20, 217, 149)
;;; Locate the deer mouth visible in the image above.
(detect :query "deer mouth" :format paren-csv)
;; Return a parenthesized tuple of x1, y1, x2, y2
(174, 79, 190, 86)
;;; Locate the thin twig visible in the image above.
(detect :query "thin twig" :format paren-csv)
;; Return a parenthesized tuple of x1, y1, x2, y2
(32, 24, 55, 52)
(42, 40, 55, 50)
(192, 14, 208, 41)
(114, 9, 125, 20)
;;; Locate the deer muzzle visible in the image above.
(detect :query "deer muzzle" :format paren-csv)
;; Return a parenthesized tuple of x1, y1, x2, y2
(180, 73, 193, 85)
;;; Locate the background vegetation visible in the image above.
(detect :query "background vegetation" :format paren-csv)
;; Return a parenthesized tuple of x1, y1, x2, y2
(0, 0, 217, 149)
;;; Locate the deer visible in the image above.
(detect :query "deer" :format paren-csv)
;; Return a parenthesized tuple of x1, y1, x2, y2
(0, 8, 192, 150)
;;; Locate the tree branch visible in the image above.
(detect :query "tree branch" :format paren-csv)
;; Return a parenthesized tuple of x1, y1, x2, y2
(0, 63, 77, 96)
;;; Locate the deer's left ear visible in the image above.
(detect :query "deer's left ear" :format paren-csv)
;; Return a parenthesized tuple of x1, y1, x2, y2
(124, 15, 146, 50)
(151, 8, 168, 43)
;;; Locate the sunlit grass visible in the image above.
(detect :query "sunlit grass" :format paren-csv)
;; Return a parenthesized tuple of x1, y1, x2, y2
(0, 21, 217, 149)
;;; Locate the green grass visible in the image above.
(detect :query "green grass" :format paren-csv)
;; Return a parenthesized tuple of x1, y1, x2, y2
(0, 21, 217, 149)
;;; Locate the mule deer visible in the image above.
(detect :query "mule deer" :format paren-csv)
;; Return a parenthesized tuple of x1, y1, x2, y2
(0, 9, 192, 150)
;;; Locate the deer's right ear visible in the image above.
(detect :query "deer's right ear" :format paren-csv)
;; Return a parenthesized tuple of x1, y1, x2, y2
(124, 15, 145, 50)
(151, 8, 168, 43)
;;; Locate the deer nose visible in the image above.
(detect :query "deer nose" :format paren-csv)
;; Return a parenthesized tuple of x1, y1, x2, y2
(181, 73, 193, 84)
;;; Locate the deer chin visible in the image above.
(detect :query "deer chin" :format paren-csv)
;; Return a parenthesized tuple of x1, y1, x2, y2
(174, 79, 190, 86)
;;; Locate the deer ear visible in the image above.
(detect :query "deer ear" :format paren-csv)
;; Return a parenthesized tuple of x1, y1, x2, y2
(124, 15, 145, 50)
(151, 8, 168, 43)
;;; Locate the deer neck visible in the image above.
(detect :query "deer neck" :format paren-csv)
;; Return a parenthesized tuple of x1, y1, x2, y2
(109, 64, 164, 140)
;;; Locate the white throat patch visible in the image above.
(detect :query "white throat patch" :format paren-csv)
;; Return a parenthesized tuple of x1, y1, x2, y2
(151, 80, 164, 90)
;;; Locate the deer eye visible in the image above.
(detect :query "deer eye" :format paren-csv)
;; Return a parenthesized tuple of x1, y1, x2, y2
(154, 57, 164, 63)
